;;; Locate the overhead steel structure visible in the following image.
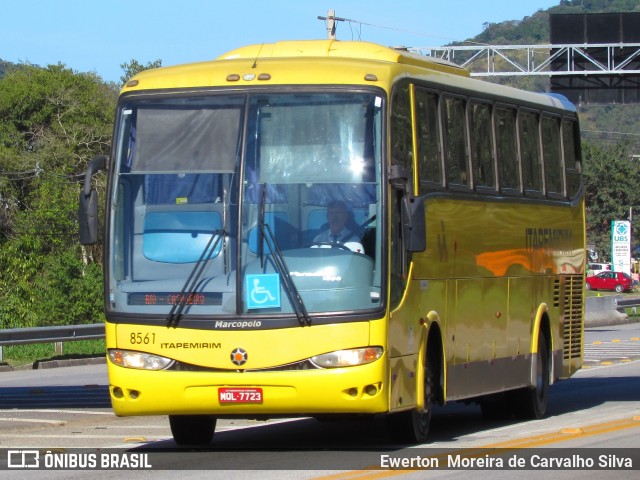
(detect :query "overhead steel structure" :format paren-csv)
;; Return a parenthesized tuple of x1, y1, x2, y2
(410, 43, 640, 77)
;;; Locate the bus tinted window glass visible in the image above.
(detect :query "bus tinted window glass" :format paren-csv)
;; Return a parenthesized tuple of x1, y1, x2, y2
(563, 119, 582, 198)
(469, 101, 495, 189)
(519, 110, 542, 193)
(415, 89, 442, 185)
(496, 107, 519, 190)
(542, 116, 563, 195)
(443, 96, 469, 187)
(126, 104, 241, 174)
(390, 85, 412, 306)
(391, 85, 413, 172)
(108, 92, 384, 318)
(389, 189, 406, 310)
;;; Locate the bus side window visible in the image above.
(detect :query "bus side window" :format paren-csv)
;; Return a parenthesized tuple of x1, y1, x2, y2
(390, 84, 413, 176)
(563, 118, 582, 199)
(469, 101, 496, 190)
(519, 110, 543, 194)
(415, 89, 443, 186)
(542, 115, 564, 196)
(389, 84, 413, 309)
(389, 189, 407, 310)
(496, 106, 520, 191)
(443, 95, 469, 188)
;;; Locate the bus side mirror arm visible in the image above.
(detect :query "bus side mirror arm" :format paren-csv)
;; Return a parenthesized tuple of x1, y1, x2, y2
(79, 155, 107, 245)
(402, 194, 426, 253)
(390, 164, 414, 196)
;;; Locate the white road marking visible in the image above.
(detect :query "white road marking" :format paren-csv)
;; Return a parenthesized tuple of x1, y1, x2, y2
(0, 417, 66, 425)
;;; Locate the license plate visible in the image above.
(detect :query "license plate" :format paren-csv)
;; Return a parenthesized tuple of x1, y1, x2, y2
(218, 387, 263, 404)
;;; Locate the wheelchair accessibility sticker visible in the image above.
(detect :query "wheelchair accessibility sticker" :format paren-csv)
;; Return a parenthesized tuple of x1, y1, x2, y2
(246, 274, 281, 309)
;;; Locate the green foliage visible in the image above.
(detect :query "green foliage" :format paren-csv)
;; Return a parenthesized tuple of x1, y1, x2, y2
(0, 63, 115, 328)
(582, 141, 640, 260)
(120, 59, 162, 85)
(31, 250, 104, 325)
(0, 60, 10, 80)
(1, 339, 105, 366)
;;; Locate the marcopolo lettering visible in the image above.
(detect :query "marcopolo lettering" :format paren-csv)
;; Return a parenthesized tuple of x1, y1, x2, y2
(214, 320, 262, 329)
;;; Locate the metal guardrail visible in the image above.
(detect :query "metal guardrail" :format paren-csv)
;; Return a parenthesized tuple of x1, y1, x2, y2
(615, 297, 640, 310)
(0, 324, 105, 346)
(0, 324, 105, 362)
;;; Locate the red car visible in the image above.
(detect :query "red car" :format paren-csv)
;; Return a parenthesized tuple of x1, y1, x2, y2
(586, 271, 634, 293)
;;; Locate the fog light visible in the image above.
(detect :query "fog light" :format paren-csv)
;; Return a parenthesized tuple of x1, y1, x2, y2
(365, 384, 378, 396)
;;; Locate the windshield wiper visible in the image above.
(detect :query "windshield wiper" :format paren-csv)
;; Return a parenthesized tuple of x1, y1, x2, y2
(260, 222, 311, 327)
(258, 185, 311, 326)
(166, 229, 224, 328)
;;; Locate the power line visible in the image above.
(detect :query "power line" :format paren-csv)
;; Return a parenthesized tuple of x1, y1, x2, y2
(581, 129, 640, 138)
(317, 10, 461, 43)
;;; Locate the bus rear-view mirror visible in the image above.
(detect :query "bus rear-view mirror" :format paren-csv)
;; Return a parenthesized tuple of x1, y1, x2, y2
(402, 195, 426, 253)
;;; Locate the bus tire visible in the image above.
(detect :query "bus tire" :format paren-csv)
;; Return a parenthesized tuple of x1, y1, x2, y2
(388, 353, 435, 443)
(509, 333, 549, 420)
(169, 414, 216, 445)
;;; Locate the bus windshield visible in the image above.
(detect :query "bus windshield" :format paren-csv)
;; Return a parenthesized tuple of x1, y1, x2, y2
(108, 91, 384, 320)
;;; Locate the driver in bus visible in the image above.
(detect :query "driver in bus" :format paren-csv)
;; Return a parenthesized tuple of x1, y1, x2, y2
(313, 200, 364, 253)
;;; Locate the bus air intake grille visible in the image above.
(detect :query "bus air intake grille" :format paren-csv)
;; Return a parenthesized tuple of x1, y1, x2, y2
(562, 275, 583, 362)
(553, 278, 561, 307)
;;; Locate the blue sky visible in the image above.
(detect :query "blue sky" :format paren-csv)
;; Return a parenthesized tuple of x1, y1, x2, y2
(2, 1, 560, 83)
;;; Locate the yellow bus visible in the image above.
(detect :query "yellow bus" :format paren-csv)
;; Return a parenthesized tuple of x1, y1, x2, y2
(80, 40, 585, 445)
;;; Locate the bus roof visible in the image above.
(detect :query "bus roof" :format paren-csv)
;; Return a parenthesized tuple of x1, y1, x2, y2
(217, 40, 468, 76)
(122, 40, 469, 93)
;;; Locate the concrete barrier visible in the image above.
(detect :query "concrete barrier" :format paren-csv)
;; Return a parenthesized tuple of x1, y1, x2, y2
(585, 295, 629, 327)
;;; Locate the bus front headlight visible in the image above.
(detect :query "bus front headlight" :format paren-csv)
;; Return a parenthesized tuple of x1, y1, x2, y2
(108, 349, 173, 370)
(310, 347, 383, 368)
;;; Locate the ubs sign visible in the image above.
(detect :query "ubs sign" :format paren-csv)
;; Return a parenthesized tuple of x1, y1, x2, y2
(611, 220, 631, 276)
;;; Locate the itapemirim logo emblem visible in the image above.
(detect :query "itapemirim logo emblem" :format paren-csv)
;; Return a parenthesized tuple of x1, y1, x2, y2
(230, 347, 248, 366)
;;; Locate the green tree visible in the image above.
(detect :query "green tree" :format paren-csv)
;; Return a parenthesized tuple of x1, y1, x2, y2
(582, 140, 640, 261)
(120, 59, 162, 85)
(0, 64, 116, 328)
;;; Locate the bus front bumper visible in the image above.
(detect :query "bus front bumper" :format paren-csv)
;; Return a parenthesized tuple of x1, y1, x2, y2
(107, 359, 389, 417)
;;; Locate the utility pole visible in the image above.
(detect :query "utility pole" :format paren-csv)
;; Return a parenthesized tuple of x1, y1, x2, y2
(317, 10, 346, 40)
(326, 9, 336, 39)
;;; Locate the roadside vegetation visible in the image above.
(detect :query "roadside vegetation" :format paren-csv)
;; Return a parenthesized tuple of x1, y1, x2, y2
(1, 339, 105, 367)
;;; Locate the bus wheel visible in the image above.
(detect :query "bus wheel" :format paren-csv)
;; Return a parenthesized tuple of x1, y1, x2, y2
(169, 415, 216, 445)
(388, 355, 434, 443)
(509, 333, 549, 419)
